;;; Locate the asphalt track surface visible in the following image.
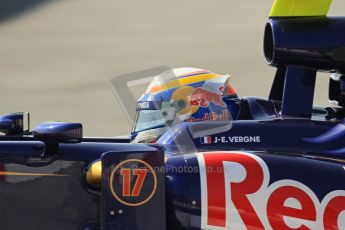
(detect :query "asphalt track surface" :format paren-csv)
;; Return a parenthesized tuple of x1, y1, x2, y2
(0, 0, 344, 136)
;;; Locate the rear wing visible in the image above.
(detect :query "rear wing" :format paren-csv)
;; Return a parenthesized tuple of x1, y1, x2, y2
(270, 0, 332, 17)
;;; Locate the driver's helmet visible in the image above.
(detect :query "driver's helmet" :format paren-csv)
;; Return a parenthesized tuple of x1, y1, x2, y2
(131, 67, 239, 143)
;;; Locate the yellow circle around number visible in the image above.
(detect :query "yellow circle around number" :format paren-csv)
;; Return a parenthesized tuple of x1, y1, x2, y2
(109, 159, 157, 207)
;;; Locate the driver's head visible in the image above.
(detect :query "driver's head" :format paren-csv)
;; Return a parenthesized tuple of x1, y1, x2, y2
(131, 67, 239, 143)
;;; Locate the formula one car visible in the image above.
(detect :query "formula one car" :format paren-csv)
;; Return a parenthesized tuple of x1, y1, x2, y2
(1, 0, 345, 229)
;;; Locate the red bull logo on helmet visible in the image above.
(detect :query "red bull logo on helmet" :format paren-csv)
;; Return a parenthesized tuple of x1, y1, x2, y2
(170, 83, 229, 122)
(190, 88, 226, 108)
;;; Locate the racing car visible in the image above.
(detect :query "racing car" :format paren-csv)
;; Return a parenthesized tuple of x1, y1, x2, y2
(0, 0, 345, 229)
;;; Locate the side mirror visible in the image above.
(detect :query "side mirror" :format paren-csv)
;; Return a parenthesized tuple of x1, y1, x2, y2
(32, 122, 83, 155)
(0, 112, 30, 136)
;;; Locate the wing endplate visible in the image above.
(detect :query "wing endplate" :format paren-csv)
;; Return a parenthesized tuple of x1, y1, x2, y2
(270, 0, 332, 17)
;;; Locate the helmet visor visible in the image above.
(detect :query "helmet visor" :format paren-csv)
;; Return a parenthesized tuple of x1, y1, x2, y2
(133, 101, 170, 133)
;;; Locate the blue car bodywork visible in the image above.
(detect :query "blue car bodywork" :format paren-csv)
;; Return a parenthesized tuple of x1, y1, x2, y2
(1, 6, 345, 230)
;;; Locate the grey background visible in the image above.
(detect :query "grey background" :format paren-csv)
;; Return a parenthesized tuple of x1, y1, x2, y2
(0, 0, 344, 136)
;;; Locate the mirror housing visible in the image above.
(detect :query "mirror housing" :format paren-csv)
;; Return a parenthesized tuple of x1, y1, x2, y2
(32, 122, 83, 144)
(32, 122, 83, 156)
(0, 112, 30, 136)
